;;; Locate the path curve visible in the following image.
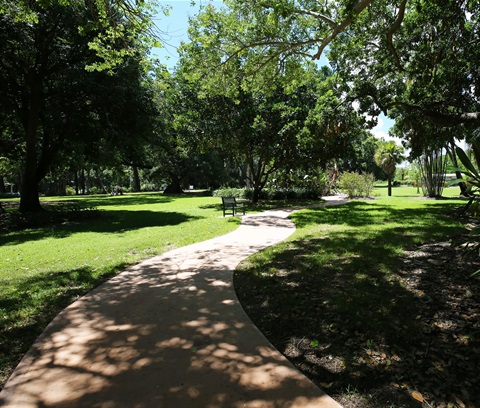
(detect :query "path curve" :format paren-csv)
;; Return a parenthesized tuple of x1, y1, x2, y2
(1, 198, 347, 408)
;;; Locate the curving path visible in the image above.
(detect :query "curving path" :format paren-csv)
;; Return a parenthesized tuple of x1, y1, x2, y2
(0, 198, 347, 408)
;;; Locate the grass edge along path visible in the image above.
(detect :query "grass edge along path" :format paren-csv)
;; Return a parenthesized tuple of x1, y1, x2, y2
(235, 189, 480, 408)
(0, 193, 242, 389)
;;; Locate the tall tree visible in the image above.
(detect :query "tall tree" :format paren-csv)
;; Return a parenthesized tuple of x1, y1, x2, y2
(0, 2, 156, 211)
(374, 140, 405, 196)
(191, 1, 479, 132)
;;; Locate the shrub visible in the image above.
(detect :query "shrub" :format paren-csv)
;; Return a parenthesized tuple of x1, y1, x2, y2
(359, 173, 375, 197)
(89, 186, 103, 195)
(213, 187, 322, 201)
(65, 186, 76, 196)
(212, 188, 246, 198)
(339, 172, 375, 198)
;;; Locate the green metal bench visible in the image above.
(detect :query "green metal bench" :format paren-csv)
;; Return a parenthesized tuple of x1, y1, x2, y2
(221, 197, 246, 217)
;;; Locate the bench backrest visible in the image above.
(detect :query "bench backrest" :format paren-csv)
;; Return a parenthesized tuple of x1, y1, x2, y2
(222, 197, 237, 205)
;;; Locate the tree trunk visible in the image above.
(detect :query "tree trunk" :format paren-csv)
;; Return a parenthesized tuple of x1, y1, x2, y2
(80, 168, 86, 194)
(85, 167, 91, 194)
(74, 171, 79, 195)
(387, 175, 392, 196)
(132, 165, 141, 192)
(59, 173, 67, 196)
(96, 167, 106, 193)
(252, 187, 260, 203)
(19, 82, 42, 213)
(0, 176, 5, 194)
(164, 176, 183, 194)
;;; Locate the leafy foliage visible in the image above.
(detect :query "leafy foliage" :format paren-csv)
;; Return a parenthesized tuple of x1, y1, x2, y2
(0, 2, 157, 211)
(339, 172, 375, 198)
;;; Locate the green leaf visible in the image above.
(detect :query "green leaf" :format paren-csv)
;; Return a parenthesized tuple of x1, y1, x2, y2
(456, 147, 479, 179)
(447, 178, 467, 186)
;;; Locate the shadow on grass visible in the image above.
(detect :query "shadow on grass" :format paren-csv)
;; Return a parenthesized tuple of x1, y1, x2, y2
(77, 193, 175, 208)
(0, 210, 201, 246)
(234, 199, 476, 407)
(0, 264, 127, 387)
(292, 200, 465, 232)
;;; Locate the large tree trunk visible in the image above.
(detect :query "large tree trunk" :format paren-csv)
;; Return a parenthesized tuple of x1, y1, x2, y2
(132, 165, 141, 192)
(387, 175, 392, 196)
(0, 176, 6, 194)
(19, 82, 42, 213)
(252, 186, 260, 204)
(164, 176, 183, 194)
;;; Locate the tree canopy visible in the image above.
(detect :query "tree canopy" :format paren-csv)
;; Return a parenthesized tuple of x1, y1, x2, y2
(189, 0, 479, 132)
(0, 1, 158, 211)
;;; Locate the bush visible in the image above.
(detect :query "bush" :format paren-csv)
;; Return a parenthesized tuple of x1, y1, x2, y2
(65, 186, 76, 196)
(339, 172, 375, 198)
(212, 188, 246, 198)
(89, 186, 103, 195)
(360, 173, 375, 197)
(262, 188, 321, 200)
(213, 187, 322, 201)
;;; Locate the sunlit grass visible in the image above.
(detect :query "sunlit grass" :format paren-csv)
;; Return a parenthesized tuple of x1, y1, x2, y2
(1, 194, 240, 281)
(373, 182, 461, 198)
(0, 192, 241, 386)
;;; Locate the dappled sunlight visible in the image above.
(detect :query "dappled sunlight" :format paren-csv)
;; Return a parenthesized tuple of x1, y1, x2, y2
(1, 203, 345, 407)
(235, 197, 477, 406)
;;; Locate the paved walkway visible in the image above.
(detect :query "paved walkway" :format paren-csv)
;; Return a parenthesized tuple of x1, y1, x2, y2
(1, 198, 347, 408)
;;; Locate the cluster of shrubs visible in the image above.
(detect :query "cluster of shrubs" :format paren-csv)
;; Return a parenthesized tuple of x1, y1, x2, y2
(338, 172, 375, 198)
(213, 187, 322, 200)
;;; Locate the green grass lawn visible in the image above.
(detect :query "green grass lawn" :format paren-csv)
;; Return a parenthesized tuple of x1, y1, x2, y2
(1, 184, 474, 405)
(235, 185, 478, 407)
(0, 192, 241, 388)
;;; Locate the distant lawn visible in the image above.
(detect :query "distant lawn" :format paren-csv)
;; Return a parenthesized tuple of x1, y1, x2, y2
(0, 192, 241, 388)
(235, 186, 479, 407)
(373, 183, 461, 198)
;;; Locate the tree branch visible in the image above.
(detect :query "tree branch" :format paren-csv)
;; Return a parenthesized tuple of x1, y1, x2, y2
(312, 0, 374, 60)
(223, 37, 326, 66)
(387, 101, 480, 126)
(295, 9, 336, 28)
(386, 0, 407, 71)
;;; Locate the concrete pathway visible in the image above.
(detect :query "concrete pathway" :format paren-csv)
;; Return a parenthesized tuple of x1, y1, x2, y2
(1, 198, 347, 408)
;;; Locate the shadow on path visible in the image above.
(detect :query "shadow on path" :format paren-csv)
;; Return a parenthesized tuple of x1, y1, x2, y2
(0, 200, 346, 408)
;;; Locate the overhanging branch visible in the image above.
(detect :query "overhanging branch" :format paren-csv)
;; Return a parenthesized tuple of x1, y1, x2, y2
(312, 0, 374, 60)
(386, 0, 407, 71)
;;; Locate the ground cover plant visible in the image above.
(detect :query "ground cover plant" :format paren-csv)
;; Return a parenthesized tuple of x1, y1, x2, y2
(0, 192, 241, 389)
(235, 186, 480, 407)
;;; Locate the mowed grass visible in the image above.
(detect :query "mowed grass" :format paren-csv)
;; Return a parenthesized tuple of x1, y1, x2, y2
(0, 192, 240, 387)
(237, 186, 467, 325)
(234, 185, 473, 406)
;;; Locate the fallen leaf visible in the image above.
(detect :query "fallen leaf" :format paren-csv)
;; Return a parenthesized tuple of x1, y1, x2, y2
(453, 395, 466, 408)
(412, 391, 424, 402)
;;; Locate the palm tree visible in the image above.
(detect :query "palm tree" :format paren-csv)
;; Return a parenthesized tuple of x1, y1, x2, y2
(374, 141, 405, 196)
